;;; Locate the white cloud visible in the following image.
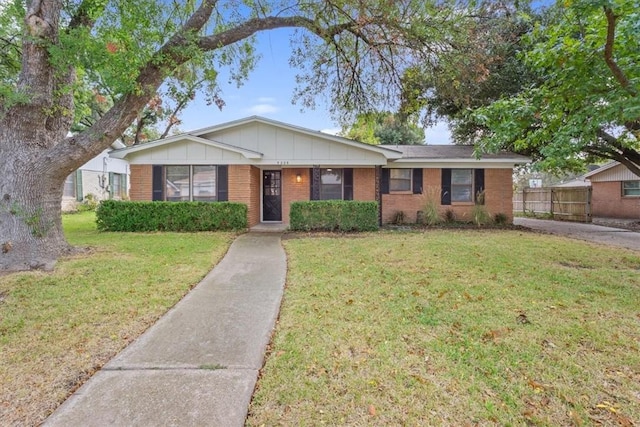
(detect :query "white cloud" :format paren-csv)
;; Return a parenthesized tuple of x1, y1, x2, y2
(246, 104, 280, 115)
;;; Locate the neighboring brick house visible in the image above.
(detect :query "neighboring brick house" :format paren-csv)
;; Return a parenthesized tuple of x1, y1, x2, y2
(585, 162, 640, 219)
(110, 116, 528, 226)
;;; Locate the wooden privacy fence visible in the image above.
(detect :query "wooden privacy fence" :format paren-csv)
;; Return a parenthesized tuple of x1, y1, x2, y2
(513, 187, 592, 222)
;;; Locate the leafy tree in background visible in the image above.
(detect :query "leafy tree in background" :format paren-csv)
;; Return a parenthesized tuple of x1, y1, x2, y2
(343, 112, 424, 145)
(0, 0, 480, 271)
(399, 1, 540, 146)
(473, 0, 640, 176)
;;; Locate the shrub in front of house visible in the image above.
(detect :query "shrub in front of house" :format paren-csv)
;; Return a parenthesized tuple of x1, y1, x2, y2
(96, 200, 247, 232)
(289, 201, 379, 232)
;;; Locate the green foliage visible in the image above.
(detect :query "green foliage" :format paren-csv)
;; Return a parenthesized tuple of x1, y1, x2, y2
(76, 193, 99, 212)
(471, 190, 491, 226)
(5, 0, 255, 137)
(421, 199, 441, 226)
(95, 200, 247, 231)
(289, 201, 378, 232)
(343, 112, 424, 145)
(471, 204, 492, 226)
(473, 0, 640, 175)
(399, 2, 540, 144)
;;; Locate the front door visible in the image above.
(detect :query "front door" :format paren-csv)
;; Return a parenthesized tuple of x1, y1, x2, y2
(263, 170, 282, 221)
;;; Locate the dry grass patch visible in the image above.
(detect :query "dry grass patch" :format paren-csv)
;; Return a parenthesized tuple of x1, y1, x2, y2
(248, 230, 640, 426)
(0, 212, 235, 426)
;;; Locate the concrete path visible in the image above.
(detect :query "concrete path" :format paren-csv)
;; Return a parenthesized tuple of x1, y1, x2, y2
(514, 217, 640, 251)
(44, 233, 287, 427)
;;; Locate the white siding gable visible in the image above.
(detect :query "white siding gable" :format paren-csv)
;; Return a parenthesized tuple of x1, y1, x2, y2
(199, 121, 387, 166)
(588, 163, 640, 182)
(126, 140, 249, 165)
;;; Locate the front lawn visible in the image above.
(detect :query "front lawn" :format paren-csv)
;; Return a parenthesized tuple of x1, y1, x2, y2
(0, 212, 235, 426)
(248, 231, 640, 426)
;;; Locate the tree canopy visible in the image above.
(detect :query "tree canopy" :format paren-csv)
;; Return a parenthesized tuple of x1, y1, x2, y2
(473, 0, 640, 176)
(342, 112, 425, 145)
(398, 1, 540, 145)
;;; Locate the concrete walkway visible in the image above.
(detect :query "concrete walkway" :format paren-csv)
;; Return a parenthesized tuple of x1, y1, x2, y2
(514, 217, 640, 251)
(44, 233, 286, 427)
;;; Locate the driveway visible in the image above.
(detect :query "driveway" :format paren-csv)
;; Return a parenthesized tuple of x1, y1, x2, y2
(514, 217, 640, 251)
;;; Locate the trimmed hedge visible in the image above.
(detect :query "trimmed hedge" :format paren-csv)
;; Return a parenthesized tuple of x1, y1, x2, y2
(289, 200, 379, 232)
(96, 200, 247, 232)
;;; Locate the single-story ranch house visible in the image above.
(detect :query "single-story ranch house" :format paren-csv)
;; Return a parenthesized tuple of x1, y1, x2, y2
(110, 116, 529, 226)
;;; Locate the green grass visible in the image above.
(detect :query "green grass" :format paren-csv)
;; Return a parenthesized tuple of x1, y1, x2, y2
(248, 230, 640, 426)
(0, 212, 235, 426)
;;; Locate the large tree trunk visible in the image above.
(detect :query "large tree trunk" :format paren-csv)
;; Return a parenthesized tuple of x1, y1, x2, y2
(0, 136, 73, 271)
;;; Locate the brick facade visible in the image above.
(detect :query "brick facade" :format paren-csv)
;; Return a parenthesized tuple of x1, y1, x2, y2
(129, 165, 152, 201)
(381, 168, 514, 224)
(354, 168, 376, 200)
(128, 164, 515, 226)
(592, 181, 640, 219)
(484, 168, 514, 221)
(282, 168, 310, 224)
(228, 165, 261, 227)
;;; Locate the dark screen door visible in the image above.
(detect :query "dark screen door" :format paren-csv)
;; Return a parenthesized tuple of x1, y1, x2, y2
(263, 170, 282, 221)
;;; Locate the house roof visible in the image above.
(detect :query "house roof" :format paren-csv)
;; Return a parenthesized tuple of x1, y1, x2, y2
(381, 144, 529, 162)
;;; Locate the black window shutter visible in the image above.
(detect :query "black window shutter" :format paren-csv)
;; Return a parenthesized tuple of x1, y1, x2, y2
(441, 169, 451, 205)
(381, 168, 390, 194)
(474, 169, 485, 204)
(310, 167, 320, 200)
(152, 165, 164, 201)
(343, 168, 353, 200)
(217, 165, 228, 201)
(309, 168, 316, 200)
(412, 168, 423, 194)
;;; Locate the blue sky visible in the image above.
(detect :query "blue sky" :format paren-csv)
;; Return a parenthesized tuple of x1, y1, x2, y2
(179, 28, 453, 143)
